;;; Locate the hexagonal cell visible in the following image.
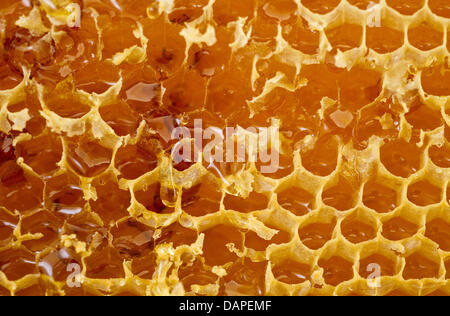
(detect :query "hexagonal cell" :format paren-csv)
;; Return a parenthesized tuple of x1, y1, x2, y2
(382, 217, 419, 240)
(326, 23, 363, 52)
(202, 225, 243, 267)
(0, 210, 17, 247)
(115, 143, 158, 180)
(157, 222, 198, 248)
(43, 87, 91, 119)
(0, 248, 36, 281)
(428, 0, 450, 18)
(425, 218, 450, 251)
(219, 259, 267, 296)
(131, 252, 156, 280)
(38, 248, 81, 282)
(341, 215, 377, 244)
(283, 17, 320, 55)
(366, 24, 404, 54)
(89, 173, 131, 225)
(224, 191, 269, 213)
(256, 152, 294, 180)
(272, 260, 312, 284)
(99, 101, 140, 137)
(318, 256, 354, 286)
(403, 253, 440, 280)
(421, 64, 450, 97)
(301, 0, 341, 14)
(45, 173, 84, 216)
(110, 219, 155, 259)
(276, 186, 314, 216)
(301, 135, 339, 177)
(21, 210, 62, 252)
(429, 143, 450, 168)
(134, 182, 174, 214)
(407, 180, 442, 207)
(65, 137, 113, 178)
(405, 101, 443, 131)
(178, 260, 218, 292)
(363, 179, 398, 213)
(359, 254, 396, 278)
(298, 219, 336, 250)
(408, 23, 443, 51)
(380, 139, 422, 178)
(16, 134, 62, 176)
(322, 177, 358, 211)
(85, 245, 125, 279)
(245, 224, 291, 251)
(181, 177, 222, 217)
(386, 0, 425, 15)
(0, 161, 44, 213)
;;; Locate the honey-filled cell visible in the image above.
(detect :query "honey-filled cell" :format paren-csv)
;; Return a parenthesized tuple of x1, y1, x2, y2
(0, 0, 448, 297)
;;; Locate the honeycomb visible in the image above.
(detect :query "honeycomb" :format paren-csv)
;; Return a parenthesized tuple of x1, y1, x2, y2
(0, 0, 449, 296)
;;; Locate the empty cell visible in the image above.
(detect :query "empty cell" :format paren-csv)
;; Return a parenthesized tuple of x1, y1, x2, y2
(298, 220, 336, 250)
(408, 23, 443, 51)
(366, 25, 404, 54)
(272, 260, 312, 284)
(429, 143, 450, 168)
(341, 217, 377, 244)
(277, 186, 314, 216)
(224, 191, 269, 213)
(363, 180, 398, 213)
(322, 177, 358, 211)
(382, 217, 418, 240)
(319, 256, 354, 286)
(428, 0, 450, 18)
(407, 180, 442, 206)
(359, 254, 396, 278)
(326, 23, 363, 51)
(386, 0, 425, 15)
(403, 253, 440, 280)
(425, 218, 450, 251)
(301, 0, 341, 14)
(380, 140, 422, 178)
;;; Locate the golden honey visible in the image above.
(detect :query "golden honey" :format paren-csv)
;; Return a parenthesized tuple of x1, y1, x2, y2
(0, 0, 449, 296)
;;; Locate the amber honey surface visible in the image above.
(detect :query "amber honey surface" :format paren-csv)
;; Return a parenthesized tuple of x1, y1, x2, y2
(0, 0, 449, 296)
